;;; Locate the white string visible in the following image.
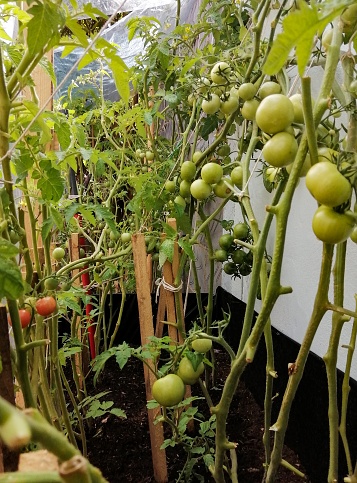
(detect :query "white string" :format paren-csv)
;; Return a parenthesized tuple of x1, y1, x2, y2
(155, 277, 183, 304)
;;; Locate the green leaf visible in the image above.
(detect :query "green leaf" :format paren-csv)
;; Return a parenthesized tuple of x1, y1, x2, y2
(109, 56, 130, 105)
(0, 240, 19, 258)
(39, 55, 57, 85)
(41, 217, 53, 241)
(94, 205, 117, 232)
(180, 57, 200, 77)
(27, 3, 64, 55)
(185, 351, 204, 372)
(78, 206, 96, 226)
(55, 120, 71, 150)
(91, 348, 117, 385)
(12, 153, 34, 179)
(23, 101, 52, 145)
(161, 222, 177, 239)
(64, 203, 80, 223)
(199, 115, 219, 141)
(159, 239, 174, 268)
(110, 408, 127, 419)
(50, 206, 64, 231)
(37, 168, 64, 202)
(178, 238, 195, 261)
(114, 342, 132, 369)
(0, 257, 24, 300)
(263, 1, 351, 76)
(144, 111, 153, 125)
(65, 18, 89, 48)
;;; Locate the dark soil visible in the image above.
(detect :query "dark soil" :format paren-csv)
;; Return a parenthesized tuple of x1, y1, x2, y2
(86, 350, 310, 483)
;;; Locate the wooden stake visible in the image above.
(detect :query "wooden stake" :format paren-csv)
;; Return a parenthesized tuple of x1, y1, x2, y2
(0, 306, 19, 472)
(132, 234, 168, 483)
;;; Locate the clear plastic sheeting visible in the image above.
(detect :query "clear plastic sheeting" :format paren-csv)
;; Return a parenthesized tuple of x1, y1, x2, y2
(66, 0, 176, 15)
(54, 0, 199, 101)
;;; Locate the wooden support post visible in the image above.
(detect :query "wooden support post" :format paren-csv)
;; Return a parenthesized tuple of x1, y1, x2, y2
(132, 233, 168, 483)
(0, 307, 19, 472)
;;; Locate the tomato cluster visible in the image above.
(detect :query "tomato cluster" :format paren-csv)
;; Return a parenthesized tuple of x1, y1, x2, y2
(215, 223, 252, 277)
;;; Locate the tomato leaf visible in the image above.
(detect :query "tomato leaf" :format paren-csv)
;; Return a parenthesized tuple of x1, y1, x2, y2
(178, 238, 195, 261)
(37, 168, 64, 202)
(162, 222, 177, 239)
(114, 342, 132, 369)
(159, 239, 175, 268)
(110, 408, 127, 419)
(27, 3, 64, 55)
(185, 351, 204, 372)
(263, 0, 352, 76)
(0, 240, 19, 258)
(0, 257, 24, 300)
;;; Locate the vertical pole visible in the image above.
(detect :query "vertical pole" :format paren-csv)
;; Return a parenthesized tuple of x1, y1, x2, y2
(0, 307, 19, 472)
(132, 233, 168, 483)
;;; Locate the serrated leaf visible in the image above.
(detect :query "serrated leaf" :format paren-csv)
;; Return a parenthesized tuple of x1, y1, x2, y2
(27, 3, 64, 55)
(164, 93, 178, 104)
(109, 56, 130, 105)
(110, 408, 127, 418)
(55, 120, 71, 150)
(0, 240, 19, 258)
(78, 50, 99, 70)
(78, 206, 96, 226)
(159, 239, 174, 268)
(181, 57, 200, 77)
(199, 115, 219, 141)
(185, 351, 204, 372)
(22, 100, 52, 145)
(65, 18, 89, 48)
(41, 217, 53, 241)
(37, 168, 64, 202)
(50, 206, 64, 231)
(162, 222, 177, 239)
(115, 343, 132, 369)
(0, 257, 24, 300)
(147, 399, 160, 409)
(263, 1, 350, 76)
(94, 205, 116, 232)
(64, 202, 80, 223)
(144, 111, 153, 125)
(12, 153, 34, 178)
(39, 55, 57, 85)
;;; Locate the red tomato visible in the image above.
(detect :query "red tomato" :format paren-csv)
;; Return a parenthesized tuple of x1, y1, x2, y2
(35, 296, 57, 316)
(8, 309, 32, 329)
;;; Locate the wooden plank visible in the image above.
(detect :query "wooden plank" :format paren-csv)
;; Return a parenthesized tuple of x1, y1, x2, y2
(0, 306, 19, 472)
(132, 233, 168, 483)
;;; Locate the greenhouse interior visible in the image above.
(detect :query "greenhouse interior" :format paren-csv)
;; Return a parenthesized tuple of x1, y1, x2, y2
(1, 1, 357, 482)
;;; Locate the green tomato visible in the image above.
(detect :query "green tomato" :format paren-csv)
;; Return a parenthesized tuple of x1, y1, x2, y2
(258, 81, 281, 99)
(305, 161, 352, 207)
(230, 166, 243, 189)
(192, 151, 203, 163)
(213, 179, 231, 198)
(262, 132, 298, 168)
(289, 93, 304, 124)
(285, 154, 311, 177)
(214, 249, 228, 262)
(350, 226, 357, 244)
(233, 222, 249, 240)
(219, 234, 235, 251)
(52, 247, 65, 261)
(179, 180, 191, 198)
(210, 61, 231, 85)
(217, 144, 231, 157)
(177, 357, 205, 385)
(312, 206, 355, 244)
(238, 82, 257, 101)
(202, 94, 221, 115)
(180, 161, 196, 181)
(201, 162, 223, 184)
(190, 179, 212, 200)
(121, 232, 132, 243)
(146, 151, 154, 161)
(220, 95, 239, 115)
(255, 94, 294, 134)
(174, 195, 187, 207)
(44, 277, 59, 291)
(191, 338, 212, 353)
(241, 99, 260, 121)
(223, 262, 237, 275)
(152, 374, 185, 407)
(164, 179, 176, 193)
(231, 249, 246, 265)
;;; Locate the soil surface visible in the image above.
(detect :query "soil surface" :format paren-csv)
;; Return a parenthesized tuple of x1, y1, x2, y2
(86, 349, 311, 483)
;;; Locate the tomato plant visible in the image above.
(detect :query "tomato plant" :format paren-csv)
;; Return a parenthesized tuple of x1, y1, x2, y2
(312, 206, 355, 244)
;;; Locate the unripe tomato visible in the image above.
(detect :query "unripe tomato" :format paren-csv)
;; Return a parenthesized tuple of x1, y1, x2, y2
(286, 154, 311, 177)
(231, 249, 246, 265)
(190, 179, 212, 200)
(35, 296, 57, 317)
(258, 81, 281, 99)
(305, 162, 352, 207)
(201, 162, 223, 184)
(219, 233, 235, 251)
(164, 179, 176, 193)
(223, 262, 237, 275)
(202, 94, 221, 114)
(350, 226, 357, 244)
(230, 166, 243, 188)
(8, 309, 32, 329)
(179, 180, 191, 198)
(177, 357, 205, 385)
(241, 99, 260, 120)
(52, 247, 65, 261)
(233, 222, 249, 240)
(289, 93, 304, 124)
(238, 82, 257, 101)
(220, 95, 239, 115)
(192, 151, 203, 163)
(317, 147, 338, 163)
(262, 132, 298, 168)
(255, 94, 294, 134)
(191, 338, 212, 353)
(213, 179, 231, 198)
(44, 277, 59, 291)
(214, 249, 228, 262)
(180, 161, 196, 181)
(152, 374, 185, 407)
(341, 4, 357, 34)
(174, 195, 186, 207)
(312, 206, 355, 244)
(121, 232, 132, 243)
(146, 151, 154, 161)
(210, 61, 231, 85)
(217, 144, 230, 157)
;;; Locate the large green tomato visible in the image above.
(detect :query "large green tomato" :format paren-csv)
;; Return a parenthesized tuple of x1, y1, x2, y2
(262, 132, 298, 167)
(241, 99, 260, 121)
(233, 222, 249, 240)
(238, 82, 257, 101)
(312, 206, 355, 244)
(255, 94, 294, 134)
(305, 161, 352, 207)
(230, 166, 243, 188)
(190, 179, 212, 200)
(286, 154, 311, 177)
(289, 93, 304, 124)
(152, 374, 185, 407)
(181, 161, 196, 181)
(258, 81, 281, 99)
(191, 338, 212, 353)
(177, 357, 205, 385)
(213, 179, 231, 198)
(201, 162, 223, 184)
(210, 61, 231, 85)
(220, 95, 239, 115)
(202, 94, 221, 114)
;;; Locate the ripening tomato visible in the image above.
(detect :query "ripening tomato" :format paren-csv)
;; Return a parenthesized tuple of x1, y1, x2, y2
(8, 309, 32, 329)
(44, 277, 59, 291)
(191, 338, 212, 353)
(255, 94, 294, 134)
(305, 161, 352, 207)
(262, 132, 298, 168)
(312, 206, 355, 244)
(35, 296, 57, 317)
(177, 357, 205, 385)
(152, 374, 185, 407)
(213, 179, 232, 198)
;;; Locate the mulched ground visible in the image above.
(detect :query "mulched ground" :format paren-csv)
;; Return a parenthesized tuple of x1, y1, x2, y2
(86, 349, 310, 483)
